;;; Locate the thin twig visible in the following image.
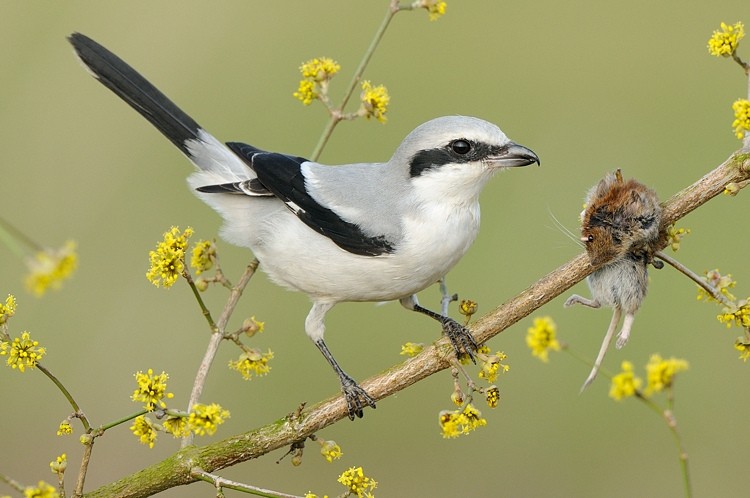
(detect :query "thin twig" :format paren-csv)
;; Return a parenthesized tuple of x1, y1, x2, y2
(655, 251, 734, 308)
(183, 259, 259, 448)
(310, 2, 403, 161)
(191, 468, 302, 498)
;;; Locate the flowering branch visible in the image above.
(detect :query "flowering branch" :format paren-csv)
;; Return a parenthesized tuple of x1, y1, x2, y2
(79, 144, 750, 498)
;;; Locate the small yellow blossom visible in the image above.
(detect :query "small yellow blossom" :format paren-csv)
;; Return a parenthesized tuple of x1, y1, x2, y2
(609, 361, 642, 401)
(130, 415, 157, 448)
(734, 338, 750, 362)
(188, 403, 230, 436)
(439, 410, 465, 438)
(228, 349, 273, 380)
(458, 299, 478, 318)
(131, 369, 174, 411)
(241, 316, 265, 337)
(49, 453, 67, 474)
(319, 439, 343, 463)
(724, 182, 742, 196)
(697, 269, 737, 302)
(732, 99, 750, 140)
(360, 81, 390, 123)
(645, 354, 689, 395)
(299, 57, 340, 82)
(1, 331, 46, 372)
(337, 466, 377, 498)
(463, 403, 487, 430)
(146, 226, 193, 288)
(190, 240, 215, 275)
(526, 316, 560, 362)
(439, 403, 487, 438)
(0, 294, 16, 324)
(708, 22, 745, 57)
(666, 225, 690, 252)
(293, 79, 317, 105)
(400, 342, 424, 357)
(485, 385, 500, 408)
(162, 415, 191, 438)
(56, 420, 73, 436)
(478, 350, 509, 383)
(717, 299, 750, 328)
(25, 241, 78, 297)
(419, 0, 447, 21)
(23, 481, 59, 498)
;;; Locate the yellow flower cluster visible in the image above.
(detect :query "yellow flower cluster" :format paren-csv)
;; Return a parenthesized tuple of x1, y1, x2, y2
(293, 57, 340, 105)
(131, 369, 174, 411)
(359, 81, 390, 123)
(56, 420, 73, 436)
(1, 331, 46, 372)
(477, 348, 510, 383)
(732, 99, 750, 140)
(525, 316, 561, 362)
(485, 385, 500, 408)
(666, 225, 690, 252)
(190, 239, 215, 275)
(420, 0, 447, 21)
(146, 226, 193, 288)
(130, 415, 157, 448)
(23, 481, 59, 498)
(228, 349, 274, 380)
(318, 439, 343, 463)
(697, 269, 737, 302)
(25, 241, 78, 297)
(188, 402, 230, 436)
(609, 355, 689, 401)
(644, 354, 689, 395)
(130, 402, 231, 446)
(734, 339, 750, 362)
(717, 299, 750, 328)
(399, 341, 424, 357)
(707, 22, 744, 57)
(0, 294, 16, 325)
(337, 466, 377, 498)
(439, 403, 487, 438)
(162, 415, 191, 438)
(49, 453, 67, 475)
(609, 361, 642, 401)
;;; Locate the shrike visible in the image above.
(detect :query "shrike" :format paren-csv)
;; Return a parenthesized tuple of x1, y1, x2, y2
(69, 33, 539, 419)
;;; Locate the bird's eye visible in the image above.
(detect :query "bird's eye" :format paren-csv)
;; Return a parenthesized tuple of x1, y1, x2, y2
(450, 139, 472, 155)
(586, 234, 595, 243)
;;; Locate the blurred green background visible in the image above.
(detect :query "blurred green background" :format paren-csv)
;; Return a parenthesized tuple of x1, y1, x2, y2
(1, 1, 748, 497)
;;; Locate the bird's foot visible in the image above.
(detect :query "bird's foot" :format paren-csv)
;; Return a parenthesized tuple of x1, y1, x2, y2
(442, 317, 479, 363)
(340, 375, 376, 420)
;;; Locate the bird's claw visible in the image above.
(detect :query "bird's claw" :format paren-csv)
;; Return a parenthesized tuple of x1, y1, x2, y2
(442, 317, 478, 363)
(340, 376, 376, 420)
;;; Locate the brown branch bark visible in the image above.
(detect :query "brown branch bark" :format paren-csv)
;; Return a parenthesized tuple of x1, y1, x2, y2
(83, 149, 750, 498)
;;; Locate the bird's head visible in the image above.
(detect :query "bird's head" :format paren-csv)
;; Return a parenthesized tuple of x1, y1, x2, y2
(392, 116, 539, 203)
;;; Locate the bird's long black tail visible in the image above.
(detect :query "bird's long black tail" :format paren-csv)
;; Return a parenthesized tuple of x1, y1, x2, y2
(68, 32, 203, 157)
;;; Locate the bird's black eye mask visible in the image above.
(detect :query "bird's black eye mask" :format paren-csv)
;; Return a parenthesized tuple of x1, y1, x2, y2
(409, 140, 505, 177)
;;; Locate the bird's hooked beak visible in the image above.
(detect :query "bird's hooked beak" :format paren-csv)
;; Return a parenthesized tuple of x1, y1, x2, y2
(488, 142, 540, 168)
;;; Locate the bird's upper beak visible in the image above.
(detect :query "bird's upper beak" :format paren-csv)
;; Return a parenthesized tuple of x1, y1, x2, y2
(488, 142, 540, 168)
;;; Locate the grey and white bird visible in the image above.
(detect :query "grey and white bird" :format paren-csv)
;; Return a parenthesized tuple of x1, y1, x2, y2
(68, 33, 539, 419)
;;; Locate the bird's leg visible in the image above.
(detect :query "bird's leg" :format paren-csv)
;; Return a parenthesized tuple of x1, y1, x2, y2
(314, 338, 376, 420)
(400, 296, 478, 363)
(581, 306, 622, 391)
(564, 295, 601, 308)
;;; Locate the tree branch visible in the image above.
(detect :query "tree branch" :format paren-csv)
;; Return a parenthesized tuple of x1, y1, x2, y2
(83, 148, 750, 498)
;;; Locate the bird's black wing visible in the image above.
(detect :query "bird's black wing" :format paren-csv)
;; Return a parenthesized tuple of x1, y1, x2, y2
(220, 142, 394, 256)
